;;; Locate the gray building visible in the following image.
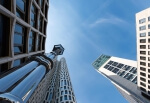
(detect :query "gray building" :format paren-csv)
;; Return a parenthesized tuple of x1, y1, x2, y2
(0, 0, 49, 74)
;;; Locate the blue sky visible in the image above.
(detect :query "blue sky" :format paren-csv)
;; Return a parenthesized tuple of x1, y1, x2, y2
(45, 0, 150, 103)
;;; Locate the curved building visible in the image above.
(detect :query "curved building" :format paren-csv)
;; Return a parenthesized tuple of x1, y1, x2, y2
(0, 0, 49, 74)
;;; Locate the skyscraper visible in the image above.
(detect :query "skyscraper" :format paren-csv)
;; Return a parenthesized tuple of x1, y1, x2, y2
(92, 54, 150, 103)
(0, 0, 48, 74)
(28, 57, 77, 103)
(136, 7, 150, 99)
(92, 8, 150, 103)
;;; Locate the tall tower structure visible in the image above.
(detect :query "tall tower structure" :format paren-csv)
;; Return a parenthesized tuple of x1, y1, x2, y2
(0, 0, 49, 75)
(136, 7, 150, 99)
(43, 58, 76, 103)
(92, 54, 150, 103)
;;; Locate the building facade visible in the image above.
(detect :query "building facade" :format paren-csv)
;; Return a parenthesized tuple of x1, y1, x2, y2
(136, 7, 150, 99)
(0, 0, 49, 75)
(92, 54, 150, 103)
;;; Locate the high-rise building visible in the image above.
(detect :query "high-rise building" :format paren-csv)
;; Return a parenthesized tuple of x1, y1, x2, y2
(28, 57, 77, 103)
(0, 1, 76, 103)
(136, 7, 150, 99)
(0, 0, 49, 74)
(92, 54, 150, 103)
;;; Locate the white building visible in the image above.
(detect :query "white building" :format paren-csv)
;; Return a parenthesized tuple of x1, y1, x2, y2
(92, 54, 150, 103)
(136, 7, 150, 100)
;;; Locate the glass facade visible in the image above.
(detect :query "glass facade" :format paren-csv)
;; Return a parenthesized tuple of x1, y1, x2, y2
(103, 60, 137, 84)
(92, 54, 111, 70)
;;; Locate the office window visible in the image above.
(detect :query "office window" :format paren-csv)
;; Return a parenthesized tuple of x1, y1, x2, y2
(39, 0, 44, 12)
(107, 66, 114, 71)
(140, 51, 146, 55)
(45, 5, 48, 19)
(140, 45, 146, 49)
(122, 65, 131, 71)
(140, 56, 146, 60)
(31, 4, 37, 28)
(13, 58, 24, 67)
(140, 87, 146, 92)
(42, 37, 45, 50)
(64, 95, 67, 100)
(29, 31, 36, 52)
(139, 18, 146, 24)
(36, 35, 41, 51)
(0, 14, 10, 57)
(139, 26, 146, 31)
(108, 61, 113, 65)
(104, 64, 109, 69)
(140, 33, 146, 37)
(127, 74, 135, 81)
(118, 70, 126, 77)
(60, 96, 63, 102)
(129, 67, 137, 74)
(140, 77, 146, 82)
(112, 62, 118, 66)
(112, 68, 119, 73)
(65, 90, 67, 94)
(140, 39, 146, 43)
(14, 23, 26, 55)
(148, 24, 150, 29)
(44, 21, 47, 35)
(16, 0, 26, 20)
(69, 96, 71, 100)
(140, 67, 146, 71)
(39, 15, 43, 32)
(0, 0, 11, 10)
(140, 82, 146, 87)
(140, 72, 146, 77)
(148, 17, 150, 21)
(140, 62, 146, 66)
(117, 63, 124, 68)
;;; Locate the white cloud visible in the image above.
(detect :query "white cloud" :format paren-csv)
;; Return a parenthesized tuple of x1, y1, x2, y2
(90, 15, 128, 27)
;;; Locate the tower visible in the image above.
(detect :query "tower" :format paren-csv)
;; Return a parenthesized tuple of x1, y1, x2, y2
(92, 54, 150, 103)
(136, 7, 150, 99)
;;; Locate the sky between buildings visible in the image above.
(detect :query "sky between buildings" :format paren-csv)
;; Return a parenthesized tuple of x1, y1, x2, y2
(45, 0, 150, 103)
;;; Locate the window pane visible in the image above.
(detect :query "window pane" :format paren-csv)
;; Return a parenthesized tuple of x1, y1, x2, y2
(15, 24, 23, 34)
(14, 46, 22, 54)
(13, 59, 21, 67)
(16, 0, 25, 11)
(140, 33, 146, 37)
(14, 34, 23, 44)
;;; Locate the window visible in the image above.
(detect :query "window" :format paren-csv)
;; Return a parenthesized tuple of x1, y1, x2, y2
(108, 61, 113, 65)
(140, 45, 146, 49)
(140, 77, 146, 82)
(140, 56, 146, 60)
(112, 68, 119, 73)
(117, 63, 124, 68)
(112, 62, 118, 66)
(140, 72, 146, 77)
(122, 65, 131, 71)
(14, 23, 26, 55)
(140, 87, 146, 92)
(118, 70, 126, 77)
(38, 15, 43, 32)
(149, 63, 150, 67)
(65, 90, 67, 94)
(140, 51, 146, 55)
(31, 4, 37, 28)
(60, 96, 62, 102)
(29, 31, 36, 52)
(132, 77, 137, 84)
(148, 17, 150, 21)
(129, 67, 137, 74)
(140, 39, 146, 43)
(140, 82, 146, 87)
(104, 65, 109, 69)
(140, 33, 146, 37)
(148, 45, 150, 49)
(13, 58, 24, 67)
(107, 66, 114, 71)
(44, 21, 47, 35)
(69, 96, 71, 100)
(39, 0, 44, 12)
(126, 74, 135, 81)
(64, 95, 67, 100)
(36, 35, 41, 51)
(139, 18, 146, 24)
(140, 67, 146, 71)
(139, 26, 146, 31)
(42, 37, 45, 50)
(0, 0, 11, 10)
(16, 0, 26, 20)
(148, 32, 150, 36)
(45, 5, 48, 19)
(140, 62, 146, 66)
(0, 14, 10, 57)
(148, 24, 150, 29)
